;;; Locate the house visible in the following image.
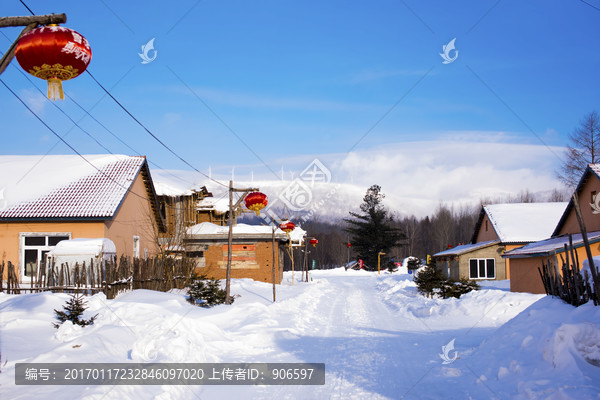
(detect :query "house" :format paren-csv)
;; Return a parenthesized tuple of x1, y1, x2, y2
(503, 164, 600, 293)
(152, 176, 235, 252)
(433, 240, 501, 280)
(434, 202, 567, 281)
(0, 155, 165, 282)
(183, 222, 291, 283)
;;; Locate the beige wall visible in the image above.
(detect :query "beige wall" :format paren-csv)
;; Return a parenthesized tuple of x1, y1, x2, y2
(458, 244, 507, 280)
(0, 221, 105, 279)
(557, 176, 600, 235)
(104, 172, 159, 259)
(436, 244, 507, 281)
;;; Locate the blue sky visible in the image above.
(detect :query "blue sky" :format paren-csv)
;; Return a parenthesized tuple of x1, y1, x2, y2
(1, 0, 599, 210)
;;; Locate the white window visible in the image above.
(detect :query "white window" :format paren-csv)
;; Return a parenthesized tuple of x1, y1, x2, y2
(20, 233, 71, 280)
(133, 236, 140, 258)
(469, 258, 495, 279)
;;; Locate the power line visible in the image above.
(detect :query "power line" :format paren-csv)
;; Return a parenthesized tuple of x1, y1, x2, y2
(14, 0, 229, 190)
(1, 77, 160, 206)
(85, 70, 228, 189)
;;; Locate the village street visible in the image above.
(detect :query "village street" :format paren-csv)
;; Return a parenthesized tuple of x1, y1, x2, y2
(2, 268, 573, 399)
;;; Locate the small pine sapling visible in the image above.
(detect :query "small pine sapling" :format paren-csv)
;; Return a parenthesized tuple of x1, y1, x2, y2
(187, 275, 234, 307)
(53, 293, 97, 329)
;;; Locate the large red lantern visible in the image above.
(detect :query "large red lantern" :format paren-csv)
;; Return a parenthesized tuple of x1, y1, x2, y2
(15, 25, 92, 100)
(244, 192, 268, 216)
(309, 238, 318, 247)
(279, 220, 295, 235)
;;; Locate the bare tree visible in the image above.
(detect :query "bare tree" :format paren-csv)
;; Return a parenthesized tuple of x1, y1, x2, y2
(557, 111, 600, 188)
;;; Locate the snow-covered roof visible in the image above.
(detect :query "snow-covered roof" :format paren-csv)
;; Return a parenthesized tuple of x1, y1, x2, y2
(0, 155, 151, 219)
(480, 203, 568, 243)
(153, 180, 194, 197)
(434, 240, 499, 257)
(186, 222, 288, 240)
(288, 225, 307, 245)
(196, 197, 229, 214)
(502, 231, 600, 258)
(48, 238, 117, 257)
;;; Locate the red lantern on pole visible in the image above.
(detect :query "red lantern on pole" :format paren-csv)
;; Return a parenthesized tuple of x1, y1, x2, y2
(279, 220, 295, 236)
(309, 238, 318, 247)
(346, 242, 352, 248)
(15, 25, 92, 100)
(244, 192, 268, 216)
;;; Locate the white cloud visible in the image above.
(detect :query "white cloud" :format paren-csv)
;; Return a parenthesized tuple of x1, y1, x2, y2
(19, 89, 47, 114)
(153, 135, 568, 219)
(334, 139, 565, 217)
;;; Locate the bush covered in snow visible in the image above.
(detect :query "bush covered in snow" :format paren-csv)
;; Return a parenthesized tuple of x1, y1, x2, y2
(404, 256, 422, 270)
(53, 293, 97, 329)
(187, 275, 234, 307)
(414, 264, 479, 299)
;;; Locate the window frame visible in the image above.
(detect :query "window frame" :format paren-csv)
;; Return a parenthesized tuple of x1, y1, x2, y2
(19, 232, 71, 281)
(468, 257, 495, 279)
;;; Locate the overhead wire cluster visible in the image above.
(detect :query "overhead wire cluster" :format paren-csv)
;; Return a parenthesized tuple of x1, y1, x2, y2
(1, 1, 231, 200)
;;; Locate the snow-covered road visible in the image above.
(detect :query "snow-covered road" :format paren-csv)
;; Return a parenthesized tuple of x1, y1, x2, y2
(1, 269, 599, 399)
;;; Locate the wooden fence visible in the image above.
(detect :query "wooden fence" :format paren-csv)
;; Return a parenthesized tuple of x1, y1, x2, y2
(538, 236, 600, 307)
(0, 256, 195, 299)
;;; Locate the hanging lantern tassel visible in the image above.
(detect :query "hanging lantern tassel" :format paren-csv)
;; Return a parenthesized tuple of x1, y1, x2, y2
(47, 78, 64, 100)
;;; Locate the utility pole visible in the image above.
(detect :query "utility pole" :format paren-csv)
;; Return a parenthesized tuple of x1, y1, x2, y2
(0, 14, 67, 76)
(272, 225, 276, 302)
(378, 251, 386, 275)
(225, 180, 259, 304)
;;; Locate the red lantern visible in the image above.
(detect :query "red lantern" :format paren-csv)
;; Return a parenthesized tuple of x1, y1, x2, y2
(346, 242, 352, 248)
(15, 25, 92, 100)
(279, 220, 295, 235)
(309, 238, 318, 247)
(244, 192, 268, 216)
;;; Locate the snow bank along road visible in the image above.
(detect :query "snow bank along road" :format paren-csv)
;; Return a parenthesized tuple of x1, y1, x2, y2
(1, 268, 599, 399)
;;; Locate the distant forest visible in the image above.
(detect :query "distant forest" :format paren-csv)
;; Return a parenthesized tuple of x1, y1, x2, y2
(288, 188, 568, 270)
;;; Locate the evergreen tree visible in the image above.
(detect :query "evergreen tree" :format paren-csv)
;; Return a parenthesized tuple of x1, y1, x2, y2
(53, 293, 97, 328)
(344, 185, 405, 269)
(187, 275, 234, 307)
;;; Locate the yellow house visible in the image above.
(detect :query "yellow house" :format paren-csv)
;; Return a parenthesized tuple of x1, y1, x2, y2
(0, 155, 165, 282)
(504, 164, 600, 293)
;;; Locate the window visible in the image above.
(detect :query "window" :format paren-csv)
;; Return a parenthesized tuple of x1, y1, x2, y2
(20, 233, 71, 280)
(469, 258, 495, 279)
(133, 236, 140, 258)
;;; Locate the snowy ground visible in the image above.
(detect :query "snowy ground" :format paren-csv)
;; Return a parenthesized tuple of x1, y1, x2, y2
(1, 269, 599, 399)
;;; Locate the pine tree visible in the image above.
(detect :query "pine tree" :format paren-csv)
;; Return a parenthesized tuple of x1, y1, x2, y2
(53, 293, 97, 328)
(344, 185, 405, 269)
(187, 275, 234, 307)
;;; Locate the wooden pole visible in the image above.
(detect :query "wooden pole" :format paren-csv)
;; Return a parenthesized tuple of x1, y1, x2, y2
(225, 181, 234, 304)
(572, 193, 597, 277)
(0, 14, 67, 28)
(0, 14, 67, 76)
(272, 225, 276, 302)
